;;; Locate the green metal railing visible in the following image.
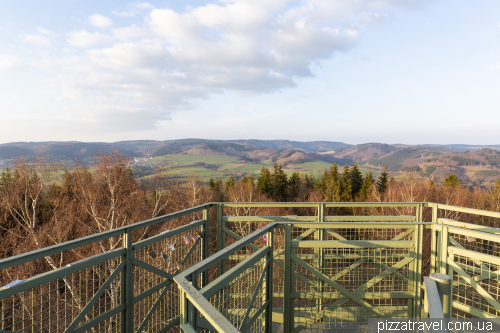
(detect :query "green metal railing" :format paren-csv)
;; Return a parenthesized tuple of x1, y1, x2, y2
(2, 202, 500, 332)
(423, 273, 452, 318)
(175, 223, 274, 333)
(0, 204, 211, 333)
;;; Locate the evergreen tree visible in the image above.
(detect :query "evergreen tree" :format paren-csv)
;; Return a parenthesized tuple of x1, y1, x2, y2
(208, 177, 216, 191)
(288, 172, 300, 200)
(377, 167, 389, 193)
(315, 163, 341, 201)
(305, 173, 315, 188)
(359, 171, 374, 200)
(225, 175, 236, 189)
(443, 173, 461, 188)
(257, 166, 271, 194)
(240, 174, 254, 185)
(270, 163, 288, 201)
(349, 161, 363, 199)
(340, 164, 352, 201)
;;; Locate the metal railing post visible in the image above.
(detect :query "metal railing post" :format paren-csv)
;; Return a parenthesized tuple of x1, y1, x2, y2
(283, 224, 292, 333)
(429, 273, 452, 318)
(202, 207, 209, 288)
(265, 227, 274, 333)
(431, 204, 439, 274)
(124, 228, 134, 333)
(414, 222, 424, 318)
(440, 226, 449, 275)
(423, 277, 445, 319)
(217, 204, 224, 277)
(315, 204, 325, 314)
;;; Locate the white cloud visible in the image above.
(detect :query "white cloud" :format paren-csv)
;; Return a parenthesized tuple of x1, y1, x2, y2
(36, 27, 52, 35)
(22, 33, 51, 45)
(0, 54, 21, 71)
(67, 30, 113, 47)
(89, 14, 113, 28)
(111, 25, 149, 41)
(112, 2, 155, 17)
(490, 65, 500, 70)
(46, 0, 413, 131)
(134, 2, 154, 10)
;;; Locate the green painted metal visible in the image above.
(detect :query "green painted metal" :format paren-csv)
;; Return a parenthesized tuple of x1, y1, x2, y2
(64, 261, 125, 332)
(423, 277, 445, 318)
(265, 228, 273, 333)
(287, 222, 432, 229)
(217, 203, 224, 277)
(283, 224, 293, 333)
(200, 247, 269, 298)
(202, 208, 209, 288)
(124, 228, 134, 333)
(3, 201, 500, 332)
(413, 224, 424, 318)
(175, 230, 274, 333)
(291, 240, 415, 248)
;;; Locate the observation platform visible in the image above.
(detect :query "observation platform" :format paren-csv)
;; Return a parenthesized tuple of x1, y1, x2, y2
(1, 202, 500, 332)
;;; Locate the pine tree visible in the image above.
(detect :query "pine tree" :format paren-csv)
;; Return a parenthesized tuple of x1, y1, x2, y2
(315, 163, 341, 202)
(208, 177, 216, 191)
(349, 161, 363, 199)
(443, 173, 460, 188)
(377, 167, 389, 193)
(240, 174, 254, 185)
(340, 164, 352, 201)
(257, 166, 271, 194)
(270, 163, 288, 201)
(359, 171, 374, 200)
(288, 172, 300, 200)
(305, 173, 315, 188)
(225, 175, 236, 189)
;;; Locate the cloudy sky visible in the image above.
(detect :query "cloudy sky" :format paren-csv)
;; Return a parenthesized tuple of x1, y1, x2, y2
(1, 0, 499, 145)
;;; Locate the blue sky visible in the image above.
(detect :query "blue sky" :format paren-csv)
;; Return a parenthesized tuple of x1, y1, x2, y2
(1, 0, 499, 145)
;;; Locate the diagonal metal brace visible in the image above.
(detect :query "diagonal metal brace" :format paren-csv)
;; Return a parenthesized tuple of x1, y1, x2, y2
(223, 226, 315, 287)
(290, 254, 416, 333)
(240, 260, 268, 329)
(64, 261, 125, 333)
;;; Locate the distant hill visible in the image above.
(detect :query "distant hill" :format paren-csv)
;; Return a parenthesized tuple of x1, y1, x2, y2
(2, 140, 500, 187)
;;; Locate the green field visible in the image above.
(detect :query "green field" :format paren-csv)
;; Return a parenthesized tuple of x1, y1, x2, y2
(139, 165, 232, 182)
(136, 154, 387, 184)
(221, 163, 264, 174)
(359, 168, 381, 177)
(289, 161, 332, 171)
(148, 154, 238, 165)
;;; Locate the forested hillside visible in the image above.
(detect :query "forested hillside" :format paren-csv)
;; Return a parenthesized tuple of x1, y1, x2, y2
(2, 140, 500, 187)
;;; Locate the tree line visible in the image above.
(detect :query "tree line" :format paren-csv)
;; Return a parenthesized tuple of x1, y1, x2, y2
(2, 153, 500, 285)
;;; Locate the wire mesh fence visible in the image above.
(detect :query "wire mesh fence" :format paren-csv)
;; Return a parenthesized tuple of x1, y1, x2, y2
(3, 202, 500, 333)
(0, 254, 123, 333)
(0, 204, 210, 333)
(290, 225, 415, 333)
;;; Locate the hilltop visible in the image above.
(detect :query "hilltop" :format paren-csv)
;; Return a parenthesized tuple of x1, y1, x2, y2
(1, 140, 500, 187)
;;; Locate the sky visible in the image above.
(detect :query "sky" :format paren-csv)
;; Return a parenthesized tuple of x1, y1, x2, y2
(0, 0, 499, 145)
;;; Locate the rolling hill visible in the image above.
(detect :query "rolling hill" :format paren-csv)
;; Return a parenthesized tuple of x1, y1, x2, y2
(1, 140, 500, 187)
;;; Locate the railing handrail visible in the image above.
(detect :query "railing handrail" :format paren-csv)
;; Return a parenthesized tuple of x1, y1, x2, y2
(4, 201, 500, 271)
(424, 277, 445, 318)
(177, 223, 275, 279)
(0, 203, 211, 270)
(175, 224, 275, 333)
